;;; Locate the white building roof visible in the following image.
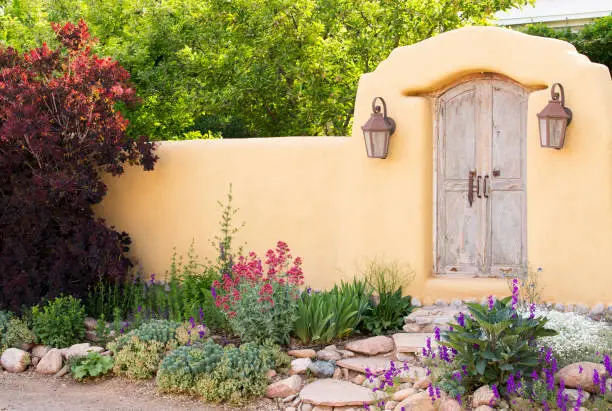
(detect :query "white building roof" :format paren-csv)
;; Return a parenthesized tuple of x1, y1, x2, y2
(494, 0, 612, 26)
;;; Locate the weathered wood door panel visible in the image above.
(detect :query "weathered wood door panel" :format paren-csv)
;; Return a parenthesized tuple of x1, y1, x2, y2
(435, 79, 527, 276)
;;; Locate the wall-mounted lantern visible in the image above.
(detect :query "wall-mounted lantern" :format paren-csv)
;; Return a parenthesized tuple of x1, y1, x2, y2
(361, 97, 396, 159)
(537, 83, 572, 149)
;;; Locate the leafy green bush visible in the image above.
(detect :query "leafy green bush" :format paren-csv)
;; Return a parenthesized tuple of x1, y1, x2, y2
(194, 343, 279, 405)
(157, 340, 225, 393)
(361, 259, 415, 335)
(112, 320, 179, 352)
(70, 352, 114, 380)
(3, 318, 35, 349)
(32, 296, 86, 348)
(214, 241, 303, 344)
(110, 336, 166, 380)
(436, 294, 557, 395)
(522, 17, 611, 72)
(157, 340, 287, 405)
(294, 279, 370, 344)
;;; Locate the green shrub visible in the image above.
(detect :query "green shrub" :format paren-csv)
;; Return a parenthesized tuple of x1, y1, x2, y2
(70, 352, 114, 380)
(294, 279, 370, 344)
(193, 343, 277, 406)
(436, 294, 557, 395)
(360, 259, 415, 335)
(32, 296, 86, 348)
(157, 340, 225, 393)
(3, 318, 35, 349)
(112, 319, 180, 352)
(157, 340, 285, 405)
(110, 336, 166, 380)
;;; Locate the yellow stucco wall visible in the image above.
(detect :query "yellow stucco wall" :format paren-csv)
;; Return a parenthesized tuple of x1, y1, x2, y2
(98, 26, 612, 306)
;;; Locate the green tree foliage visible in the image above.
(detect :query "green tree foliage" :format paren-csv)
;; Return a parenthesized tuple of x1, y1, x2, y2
(1, 0, 530, 139)
(522, 17, 611, 73)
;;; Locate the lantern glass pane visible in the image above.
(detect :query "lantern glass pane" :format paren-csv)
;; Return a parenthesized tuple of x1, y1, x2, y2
(371, 131, 388, 158)
(539, 118, 548, 146)
(549, 118, 565, 148)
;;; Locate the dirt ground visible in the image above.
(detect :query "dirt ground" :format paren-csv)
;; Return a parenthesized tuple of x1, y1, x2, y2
(0, 371, 279, 411)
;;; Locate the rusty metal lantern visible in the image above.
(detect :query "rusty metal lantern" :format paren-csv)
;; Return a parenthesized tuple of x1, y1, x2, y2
(361, 97, 396, 159)
(537, 83, 572, 149)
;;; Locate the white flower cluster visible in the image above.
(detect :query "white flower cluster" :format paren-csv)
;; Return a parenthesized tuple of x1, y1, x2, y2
(529, 307, 612, 368)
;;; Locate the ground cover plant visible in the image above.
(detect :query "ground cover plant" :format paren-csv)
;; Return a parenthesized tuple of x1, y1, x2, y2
(0, 20, 157, 311)
(70, 352, 114, 381)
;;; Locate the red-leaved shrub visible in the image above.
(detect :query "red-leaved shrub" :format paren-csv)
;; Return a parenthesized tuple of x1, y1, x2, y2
(0, 20, 157, 311)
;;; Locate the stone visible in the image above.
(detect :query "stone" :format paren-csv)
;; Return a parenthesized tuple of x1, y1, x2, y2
(333, 367, 343, 380)
(434, 299, 447, 306)
(63, 343, 104, 360)
(0, 348, 30, 373)
(451, 299, 463, 308)
(311, 407, 333, 411)
(266, 375, 302, 398)
(20, 342, 34, 352)
(290, 358, 312, 375)
(54, 364, 69, 378)
(300, 379, 381, 406)
(284, 408, 296, 411)
(337, 349, 355, 359)
(337, 356, 393, 375)
(345, 336, 395, 356)
(267, 369, 277, 380)
(301, 404, 313, 411)
(554, 303, 565, 312)
(282, 394, 297, 403)
(342, 367, 349, 380)
(590, 303, 605, 315)
(397, 366, 428, 383)
(288, 349, 316, 358)
(555, 362, 608, 393)
(84, 317, 98, 331)
(394, 391, 435, 411)
(36, 348, 63, 375)
(395, 352, 418, 364)
(101, 351, 112, 357)
(31, 345, 51, 358)
(411, 297, 422, 307)
(393, 333, 434, 353)
(308, 360, 335, 378)
(473, 406, 494, 411)
(351, 374, 366, 385)
(574, 304, 589, 315)
(439, 399, 462, 411)
(385, 400, 398, 410)
(291, 397, 300, 407)
(392, 388, 417, 401)
(565, 388, 590, 407)
(413, 376, 432, 390)
(31, 357, 39, 366)
(316, 349, 342, 362)
(402, 323, 423, 333)
(472, 385, 497, 407)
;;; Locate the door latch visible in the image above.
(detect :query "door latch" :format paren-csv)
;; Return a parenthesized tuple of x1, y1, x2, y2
(468, 170, 476, 207)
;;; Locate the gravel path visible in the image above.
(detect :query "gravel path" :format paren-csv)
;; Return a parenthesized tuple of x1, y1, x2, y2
(0, 371, 278, 411)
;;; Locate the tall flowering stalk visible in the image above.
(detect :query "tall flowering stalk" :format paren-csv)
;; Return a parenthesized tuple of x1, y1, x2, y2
(212, 241, 304, 344)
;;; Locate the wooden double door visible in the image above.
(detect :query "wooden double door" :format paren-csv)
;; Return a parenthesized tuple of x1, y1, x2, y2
(435, 78, 527, 277)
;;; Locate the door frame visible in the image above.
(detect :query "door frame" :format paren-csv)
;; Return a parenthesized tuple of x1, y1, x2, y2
(432, 73, 529, 278)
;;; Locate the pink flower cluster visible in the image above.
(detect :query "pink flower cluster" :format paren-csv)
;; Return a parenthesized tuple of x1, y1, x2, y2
(212, 241, 304, 317)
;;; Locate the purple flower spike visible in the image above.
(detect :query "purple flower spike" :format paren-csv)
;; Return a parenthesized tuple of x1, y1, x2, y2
(492, 384, 500, 399)
(487, 295, 494, 310)
(604, 354, 612, 376)
(210, 286, 217, 299)
(434, 327, 441, 341)
(511, 278, 519, 310)
(457, 312, 465, 327)
(529, 302, 536, 319)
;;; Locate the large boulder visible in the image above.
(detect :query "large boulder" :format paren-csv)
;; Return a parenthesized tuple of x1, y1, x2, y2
(266, 375, 302, 398)
(394, 391, 435, 411)
(63, 343, 104, 360)
(36, 348, 64, 375)
(1, 348, 30, 373)
(309, 361, 336, 378)
(472, 385, 497, 407)
(290, 357, 312, 375)
(31, 345, 52, 358)
(288, 349, 316, 359)
(555, 362, 608, 393)
(345, 336, 395, 356)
